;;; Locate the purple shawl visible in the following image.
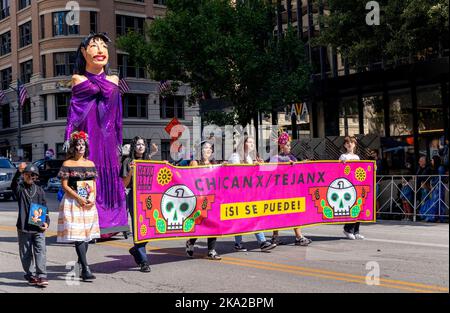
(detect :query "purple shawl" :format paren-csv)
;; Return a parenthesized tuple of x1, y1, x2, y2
(65, 71, 127, 234)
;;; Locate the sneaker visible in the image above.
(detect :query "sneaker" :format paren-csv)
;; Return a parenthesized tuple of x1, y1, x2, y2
(271, 236, 286, 245)
(37, 277, 48, 287)
(294, 237, 311, 246)
(354, 233, 365, 240)
(139, 262, 151, 273)
(343, 230, 356, 240)
(186, 240, 194, 258)
(260, 241, 277, 252)
(207, 250, 222, 260)
(234, 243, 248, 252)
(24, 275, 39, 286)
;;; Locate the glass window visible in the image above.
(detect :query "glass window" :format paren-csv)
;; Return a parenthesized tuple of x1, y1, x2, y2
(22, 98, 31, 125)
(160, 139, 173, 162)
(55, 93, 71, 119)
(18, 0, 30, 10)
(90, 11, 97, 33)
(0, 31, 11, 55)
(362, 94, 385, 136)
(417, 85, 444, 134)
(40, 14, 45, 39)
(20, 60, 33, 83)
(19, 21, 32, 47)
(53, 11, 79, 36)
(160, 96, 185, 119)
(123, 94, 148, 118)
(54, 52, 76, 76)
(1, 103, 10, 128)
(116, 15, 145, 36)
(154, 0, 166, 5)
(117, 54, 145, 78)
(389, 89, 413, 136)
(1, 67, 12, 90)
(0, 0, 10, 21)
(339, 96, 359, 136)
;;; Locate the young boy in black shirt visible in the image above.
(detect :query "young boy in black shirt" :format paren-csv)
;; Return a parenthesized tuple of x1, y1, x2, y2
(11, 163, 50, 287)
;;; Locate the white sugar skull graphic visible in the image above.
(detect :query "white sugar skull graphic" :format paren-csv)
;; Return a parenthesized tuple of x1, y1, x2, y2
(160, 185, 197, 231)
(326, 178, 357, 217)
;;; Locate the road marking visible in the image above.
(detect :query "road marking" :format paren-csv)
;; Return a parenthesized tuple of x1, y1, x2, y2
(286, 231, 450, 249)
(0, 225, 448, 293)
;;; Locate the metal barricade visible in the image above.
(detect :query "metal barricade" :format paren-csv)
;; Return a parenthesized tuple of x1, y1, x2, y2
(376, 175, 449, 222)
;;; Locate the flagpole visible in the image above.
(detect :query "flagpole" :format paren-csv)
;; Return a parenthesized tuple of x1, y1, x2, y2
(9, 82, 22, 161)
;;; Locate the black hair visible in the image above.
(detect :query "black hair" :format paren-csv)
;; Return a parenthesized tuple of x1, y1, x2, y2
(432, 155, 442, 170)
(66, 138, 90, 160)
(74, 32, 112, 75)
(198, 140, 216, 165)
(129, 136, 150, 160)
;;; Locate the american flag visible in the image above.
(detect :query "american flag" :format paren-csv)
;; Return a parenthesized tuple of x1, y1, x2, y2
(0, 89, 6, 104)
(119, 78, 130, 95)
(18, 82, 29, 107)
(159, 80, 171, 94)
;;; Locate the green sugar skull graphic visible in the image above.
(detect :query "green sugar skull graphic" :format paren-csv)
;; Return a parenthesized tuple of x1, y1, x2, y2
(160, 185, 197, 231)
(326, 178, 357, 217)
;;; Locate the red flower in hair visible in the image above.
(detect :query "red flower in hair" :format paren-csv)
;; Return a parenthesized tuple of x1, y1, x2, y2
(71, 131, 88, 142)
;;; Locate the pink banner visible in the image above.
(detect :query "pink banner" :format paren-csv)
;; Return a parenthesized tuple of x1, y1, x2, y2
(133, 161, 376, 243)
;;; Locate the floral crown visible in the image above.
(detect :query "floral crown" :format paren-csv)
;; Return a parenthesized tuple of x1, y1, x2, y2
(278, 131, 290, 146)
(70, 131, 89, 143)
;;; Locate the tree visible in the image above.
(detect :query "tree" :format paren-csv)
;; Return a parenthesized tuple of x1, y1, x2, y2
(116, 0, 310, 126)
(314, 0, 449, 68)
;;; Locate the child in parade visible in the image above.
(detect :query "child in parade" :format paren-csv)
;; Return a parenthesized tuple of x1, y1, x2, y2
(185, 141, 222, 260)
(57, 131, 101, 281)
(228, 136, 277, 252)
(269, 132, 312, 246)
(340, 136, 365, 240)
(121, 136, 158, 272)
(11, 163, 50, 287)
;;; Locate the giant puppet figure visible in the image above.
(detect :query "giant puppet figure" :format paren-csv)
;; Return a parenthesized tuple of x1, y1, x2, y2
(63, 33, 128, 235)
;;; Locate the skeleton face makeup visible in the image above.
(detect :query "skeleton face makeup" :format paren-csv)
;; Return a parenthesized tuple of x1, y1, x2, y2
(75, 139, 86, 156)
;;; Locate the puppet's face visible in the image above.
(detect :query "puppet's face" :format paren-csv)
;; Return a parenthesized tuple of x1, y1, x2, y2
(75, 139, 86, 156)
(82, 37, 109, 69)
(135, 139, 146, 156)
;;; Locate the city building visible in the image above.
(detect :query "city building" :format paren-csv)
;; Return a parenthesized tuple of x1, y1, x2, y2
(272, 0, 449, 174)
(0, 0, 199, 162)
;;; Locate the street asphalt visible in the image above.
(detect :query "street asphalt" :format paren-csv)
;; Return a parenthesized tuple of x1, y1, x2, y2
(0, 193, 448, 293)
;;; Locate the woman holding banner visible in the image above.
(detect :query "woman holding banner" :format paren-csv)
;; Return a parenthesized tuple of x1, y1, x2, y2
(185, 141, 222, 260)
(121, 136, 158, 273)
(269, 132, 312, 246)
(228, 136, 277, 252)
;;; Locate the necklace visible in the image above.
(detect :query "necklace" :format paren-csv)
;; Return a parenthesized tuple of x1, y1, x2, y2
(23, 184, 37, 200)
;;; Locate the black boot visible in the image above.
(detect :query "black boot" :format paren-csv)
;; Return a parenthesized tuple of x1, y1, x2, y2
(81, 266, 96, 282)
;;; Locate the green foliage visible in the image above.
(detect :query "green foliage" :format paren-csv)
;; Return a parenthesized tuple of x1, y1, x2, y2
(314, 0, 449, 68)
(117, 0, 311, 126)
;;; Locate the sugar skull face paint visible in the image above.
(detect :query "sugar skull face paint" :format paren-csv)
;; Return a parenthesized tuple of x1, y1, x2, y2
(75, 139, 86, 155)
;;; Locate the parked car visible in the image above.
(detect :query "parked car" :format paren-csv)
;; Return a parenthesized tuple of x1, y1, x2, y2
(0, 157, 17, 201)
(32, 159, 65, 186)
(46, 177, 62, 192)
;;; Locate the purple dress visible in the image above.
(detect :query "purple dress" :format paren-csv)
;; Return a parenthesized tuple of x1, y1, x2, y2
(65, 71, 128, 234)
